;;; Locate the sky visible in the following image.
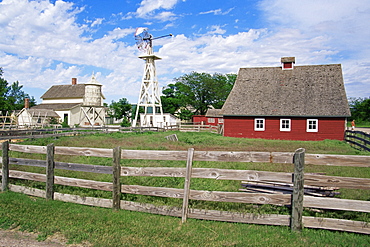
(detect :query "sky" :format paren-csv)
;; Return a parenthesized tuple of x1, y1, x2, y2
(0, 0, 369, 105)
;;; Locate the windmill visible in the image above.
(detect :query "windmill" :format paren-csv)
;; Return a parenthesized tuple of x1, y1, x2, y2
(132, 27, 172, 127)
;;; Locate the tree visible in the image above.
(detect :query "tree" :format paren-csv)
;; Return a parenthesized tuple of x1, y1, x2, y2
(0, 68, 36, 114)
(109, 98, 132, 127)
(349, 97, 370, 123)
(161, 72, 237, 119)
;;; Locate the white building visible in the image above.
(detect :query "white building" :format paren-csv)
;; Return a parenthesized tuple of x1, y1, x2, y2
(30, 75, 106, 127)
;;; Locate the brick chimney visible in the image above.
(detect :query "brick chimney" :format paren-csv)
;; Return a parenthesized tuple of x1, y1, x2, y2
(24, 98, 30, 109)
(281, 57, 295, 70)
(72, 78, 77, 85)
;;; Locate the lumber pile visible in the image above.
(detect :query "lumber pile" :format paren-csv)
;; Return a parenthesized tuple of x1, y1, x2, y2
(240, 181, 340, 197)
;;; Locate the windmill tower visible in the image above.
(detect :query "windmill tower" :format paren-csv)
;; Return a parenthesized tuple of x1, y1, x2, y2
(132, 28, 172, 127)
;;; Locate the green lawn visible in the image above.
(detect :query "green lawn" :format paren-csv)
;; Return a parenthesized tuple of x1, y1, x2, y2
(1, 131, 369, 246)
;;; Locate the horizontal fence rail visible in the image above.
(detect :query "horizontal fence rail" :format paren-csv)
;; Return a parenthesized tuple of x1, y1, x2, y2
(1, 142, 370, 234)
(345, 130, 370, 152)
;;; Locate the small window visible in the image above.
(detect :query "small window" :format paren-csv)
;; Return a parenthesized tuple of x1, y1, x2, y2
(218, 118, 224, 124)
(208, 118, 215, 123)
(280, 119, 291, 131)
(255, 118, 265, 131)
(307, 119, 318, 132)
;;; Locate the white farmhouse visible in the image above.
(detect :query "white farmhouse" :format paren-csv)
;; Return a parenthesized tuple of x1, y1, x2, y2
(30, 75, 106, 127)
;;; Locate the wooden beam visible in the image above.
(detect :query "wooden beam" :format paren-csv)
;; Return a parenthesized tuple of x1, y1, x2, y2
(46, 143, 55, 200)
(182, 148, 194, 223)
(291, 148, 305, 232)
(112, 146, 121, 210)
(1, 141, 9, 192)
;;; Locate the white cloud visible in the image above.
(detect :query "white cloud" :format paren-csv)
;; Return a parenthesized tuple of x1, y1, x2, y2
(91, 18, 104, 27)
(199, 7, 234, 15)
(135, 0, 181, 21)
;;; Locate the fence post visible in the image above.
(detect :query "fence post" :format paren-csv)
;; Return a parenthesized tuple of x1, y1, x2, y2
(1, 141, 9, 192)
(112, 146, 121, 210)
(46, 143, 55, 200)
(291, 148, 305, 232)
(182, 148, 194, 223)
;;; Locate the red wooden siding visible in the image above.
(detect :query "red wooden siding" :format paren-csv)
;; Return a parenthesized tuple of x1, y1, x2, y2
(206, 117, 223, 126)
(192, 115, 207, 124)
(223, 117, 346, 141)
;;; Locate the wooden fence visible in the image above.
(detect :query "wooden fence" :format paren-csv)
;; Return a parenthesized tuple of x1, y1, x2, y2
(1, 142, 370, 234)
(345, 130, 370, 152)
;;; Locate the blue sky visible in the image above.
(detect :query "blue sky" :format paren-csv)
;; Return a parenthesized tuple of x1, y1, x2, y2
(0, 0, 369, 105)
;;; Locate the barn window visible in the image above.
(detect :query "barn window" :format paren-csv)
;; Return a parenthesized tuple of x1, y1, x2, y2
(218, 118, 224, 124)
(255, 118, 265, 131)
(280, 119, 291, 131)
(307, 119, 318, 132)
(208, 118, 215, 123)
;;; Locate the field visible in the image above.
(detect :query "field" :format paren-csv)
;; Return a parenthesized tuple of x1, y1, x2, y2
(1, 131, 370, 246)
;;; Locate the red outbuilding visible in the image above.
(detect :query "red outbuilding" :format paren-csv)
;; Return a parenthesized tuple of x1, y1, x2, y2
(221, 57, 351, 141)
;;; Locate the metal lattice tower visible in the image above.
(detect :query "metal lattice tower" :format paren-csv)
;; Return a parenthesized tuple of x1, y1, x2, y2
(132, 28, 171, 127)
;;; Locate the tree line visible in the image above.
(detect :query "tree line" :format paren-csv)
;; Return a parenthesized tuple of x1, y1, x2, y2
(348, 97, 370, 124)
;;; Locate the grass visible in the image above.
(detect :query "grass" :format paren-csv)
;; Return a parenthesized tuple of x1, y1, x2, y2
(1, 131, 370, 246)
(1, 192, 369, 247)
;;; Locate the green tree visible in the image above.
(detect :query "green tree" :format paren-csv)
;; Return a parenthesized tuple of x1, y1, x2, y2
(161, 72, 236, 119)
(349, 97, 370, 123)
(0, 68, 36, 114)
(109, 98, 132, 126)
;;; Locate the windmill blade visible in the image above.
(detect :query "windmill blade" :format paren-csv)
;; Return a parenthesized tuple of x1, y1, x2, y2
(135, 27, 147, 36)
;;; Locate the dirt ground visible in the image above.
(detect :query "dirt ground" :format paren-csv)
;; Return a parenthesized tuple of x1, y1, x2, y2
(0, 229, 89, 247)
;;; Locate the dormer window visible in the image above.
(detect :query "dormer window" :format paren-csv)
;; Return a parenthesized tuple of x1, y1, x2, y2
(281, 57, 295, 70)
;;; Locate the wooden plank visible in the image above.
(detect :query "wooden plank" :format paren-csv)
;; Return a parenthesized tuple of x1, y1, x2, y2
(7, 184, 369, 234)
(121, 167, 293, 183)
(8, 170, 46, 182)
(9, 144, 46, 154)
(8, 184, 112, 208)
(303, 216, 370, 235)
(8, 184, 46, 198)
(303, 196, 370, 213)
(121, 185, 292, 206)
(54, 176, 112, 191)
(305, 154, 370, 167)
(120, 200, 290, 226)
(304, 174, 370, 189)
(291, 148, 305, 232)
(112, 146, 121, 210)
(7, 170, 112, 191)
(55, 146, 113, 158)
(46, 143, 55, 200)
(182, 148, 194, 223)
(8, 157, 112, 174)
(1, 141, 9, 192)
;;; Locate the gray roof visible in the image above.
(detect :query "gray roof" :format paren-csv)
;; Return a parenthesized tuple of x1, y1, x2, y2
(41, 84, 86, 99)
(31, 103, 81, 111)
(222, 64, 351, 117)
(206, 109, 223, 117)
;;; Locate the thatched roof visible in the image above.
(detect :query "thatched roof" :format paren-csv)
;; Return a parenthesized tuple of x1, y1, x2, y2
(222, 64, 351, 117)
(41, 84, 86, 99)
(206, 109, 223, 117)
(31, 103, 81, 111)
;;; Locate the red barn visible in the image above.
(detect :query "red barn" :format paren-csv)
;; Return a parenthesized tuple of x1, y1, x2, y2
(205, 109, 223, 126)
(221, 57, 351, 141)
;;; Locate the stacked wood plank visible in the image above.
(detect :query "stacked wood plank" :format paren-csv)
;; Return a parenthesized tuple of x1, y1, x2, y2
(241, 180, 340, 197)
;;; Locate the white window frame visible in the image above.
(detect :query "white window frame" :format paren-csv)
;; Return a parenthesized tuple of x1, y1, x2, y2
(306, 119, 318, 132)
(280, 119, 291, 131)
(208, 118, 215, 123)
(218, 118, 224, 124)
(254, 118, 265, 131)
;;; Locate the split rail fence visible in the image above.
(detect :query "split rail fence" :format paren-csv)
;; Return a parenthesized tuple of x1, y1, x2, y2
(1, 142, 370, 234)
(345, 130, 370, 152)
